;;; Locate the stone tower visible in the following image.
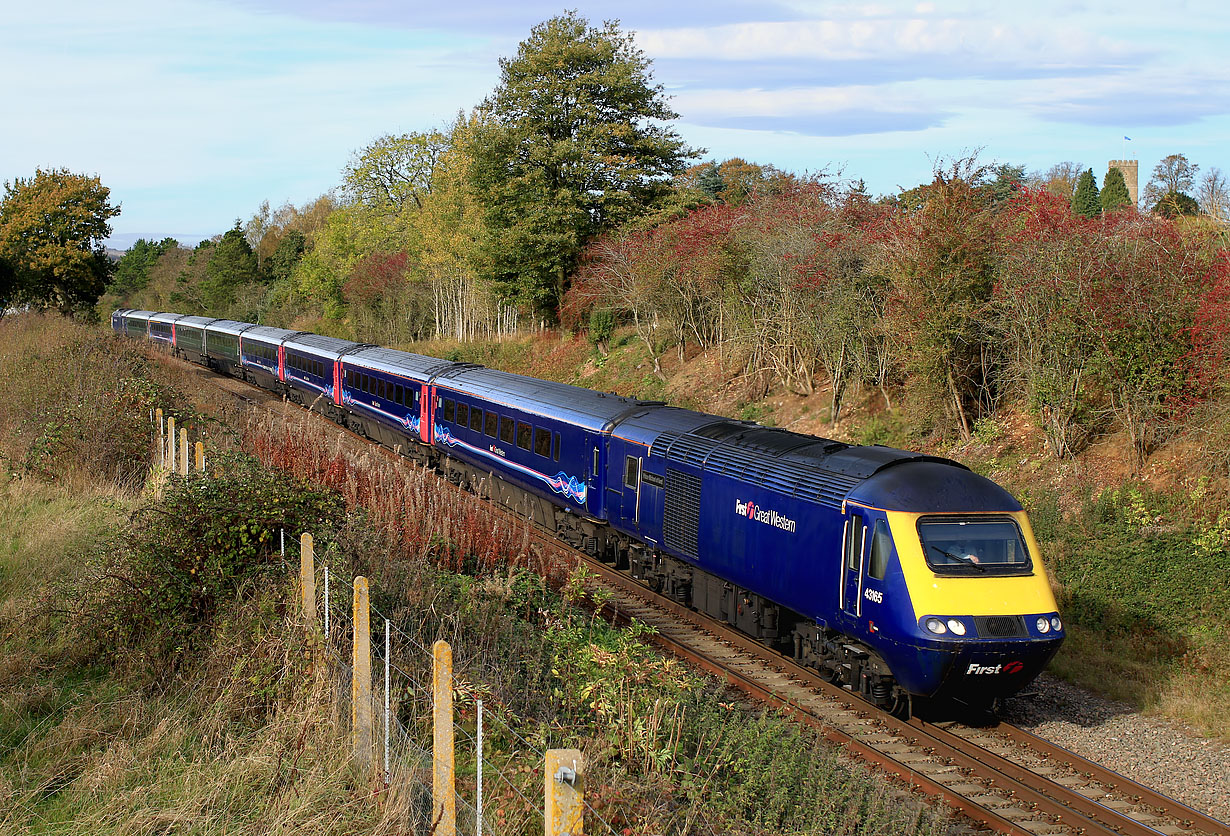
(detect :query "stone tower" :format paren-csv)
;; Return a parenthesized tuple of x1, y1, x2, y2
(1108, 159, 1139, 206)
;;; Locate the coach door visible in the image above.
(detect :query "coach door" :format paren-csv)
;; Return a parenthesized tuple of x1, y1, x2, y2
(419, 385, 431, 443)
(841, 509, 866, 618)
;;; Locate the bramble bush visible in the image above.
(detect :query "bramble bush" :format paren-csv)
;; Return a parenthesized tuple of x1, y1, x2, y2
(84, 452, 346, 668)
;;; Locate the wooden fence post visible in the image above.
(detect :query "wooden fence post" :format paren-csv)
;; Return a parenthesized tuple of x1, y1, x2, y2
(179, 427, 188, 474)
(155, 408, 164, 468)
(300, 533, 316, 625)
(194, 441, 205, 473)
(166, 416, 176, 474)
(352, 576, 372, 773)
(545, 749, 584, 836)
(433, 640, 456, 836)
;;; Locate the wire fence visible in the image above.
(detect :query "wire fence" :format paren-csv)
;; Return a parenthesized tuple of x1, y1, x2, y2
(154, 411, 603, 836)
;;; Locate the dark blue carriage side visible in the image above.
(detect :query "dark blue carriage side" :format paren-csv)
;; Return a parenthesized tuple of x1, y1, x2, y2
(282, 333, 361, 409)
(149, 312, 185, 348)
(110, 309, 131, 334)
(239, 325, 299, 390)
(341, 348, 457, 452)
(202, 319, 256, 377)
(431, 367, 649, 521)
(172, 316, 218, 365)
(611, 412, 857, 618)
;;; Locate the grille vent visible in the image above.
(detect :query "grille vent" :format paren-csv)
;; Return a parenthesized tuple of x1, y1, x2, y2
(663, 468, 702, 559)
(975, 615, 1027, 638)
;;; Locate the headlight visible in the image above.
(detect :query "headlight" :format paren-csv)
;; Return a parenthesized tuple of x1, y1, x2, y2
(1050, 615, 1063, 632)
(924, 617, 948, 635)
(1036, 616, 1050, 633)
(946, 618, 967, 636)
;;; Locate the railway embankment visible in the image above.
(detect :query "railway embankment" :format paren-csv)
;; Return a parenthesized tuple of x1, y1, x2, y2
(1, 314, 949, 834)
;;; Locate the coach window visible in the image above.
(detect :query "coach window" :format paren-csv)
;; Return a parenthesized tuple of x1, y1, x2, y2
(534, 427, 551, 457)
(470, 407, 484, 432)
(553, 431, 561, 461)
(624, 456, 640, 488)
(499, 415, 514, 444)
(456, 402, 469, 427)
(516, 421, 532, 451)
(442, 398, 455, 422)
(485, 411, 498, 437)
(869, 520, 891, 581)
(361, 374, 370, 393)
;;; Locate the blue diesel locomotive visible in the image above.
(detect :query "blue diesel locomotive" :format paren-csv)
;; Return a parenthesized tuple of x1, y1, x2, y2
(114, 309, 1064, 710)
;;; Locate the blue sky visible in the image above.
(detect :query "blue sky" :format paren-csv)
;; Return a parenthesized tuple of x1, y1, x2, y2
(3, 0, 1227, 248)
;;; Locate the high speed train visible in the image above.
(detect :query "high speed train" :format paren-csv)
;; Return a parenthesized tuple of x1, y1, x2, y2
(114, 308, 1064, 711)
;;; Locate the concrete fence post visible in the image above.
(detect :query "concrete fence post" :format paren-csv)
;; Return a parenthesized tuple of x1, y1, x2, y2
(545, 749, 584, 836)
(352, 576, 373, 773)
(166, 416, 176, 474)
(194, 441, 205, 473)
(179, 427, 188, 474)
(433, 640, 456, 836)
(299, 533, 316, 625)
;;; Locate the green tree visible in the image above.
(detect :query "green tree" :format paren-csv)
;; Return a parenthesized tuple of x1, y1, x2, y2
(0, 168, 120, 317)
(988, 163, 1027, 206)
(1072, 168, 1100, 217)
(1152, 191, 1201, 218)
(0, 255, 15, 317)
(110, 237, 178, 296)
(199, 222, 261, 310)
(268, 229, 307, 283)
(469, 12, 698, 316)
(1100, 166, 1131, 212)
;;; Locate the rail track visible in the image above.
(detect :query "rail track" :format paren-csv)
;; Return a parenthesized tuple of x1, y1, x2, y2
(177, 355, 1230, 836)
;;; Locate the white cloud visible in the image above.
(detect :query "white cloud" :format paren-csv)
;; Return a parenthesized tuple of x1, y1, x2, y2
(638, 14, 1140, 67)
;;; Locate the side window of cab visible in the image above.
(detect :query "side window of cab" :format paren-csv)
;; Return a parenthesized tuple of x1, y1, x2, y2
(868, 520, 891, 581)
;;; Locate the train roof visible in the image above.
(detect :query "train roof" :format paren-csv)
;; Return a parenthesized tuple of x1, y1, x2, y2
(848, 460, 1022, 514)
(283, 333, 363, 360)
(204, 319, 258, 336)
(124, 310, 156, 321)
(619, 411, 965, 509)
(149, 312, 187, 324)
(436, 366, 649, 432)
(345, 347, 458, 383)
(175, 316, 219, 328)
(241, 325, 302, 345)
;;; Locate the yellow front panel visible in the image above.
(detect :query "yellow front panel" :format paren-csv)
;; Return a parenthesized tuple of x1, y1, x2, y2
(885, 510, 1059, 618)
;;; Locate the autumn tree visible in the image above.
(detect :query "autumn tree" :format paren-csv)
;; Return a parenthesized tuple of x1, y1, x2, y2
(468, 12, 697, 317)
(342, 131, 448, 214)
(1144, 153, 1199, 208)
(875, 158, 999, 438)
(1072, 168, 1100, 217)
(1099, 167, 1132, 213)
(1197, 168, 1229, 221)
(0, 168, 120, 317)
(1083, 213, 1213, 465)
(996, 187, 1099, 457)
(1039, 161, 1084, 201)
